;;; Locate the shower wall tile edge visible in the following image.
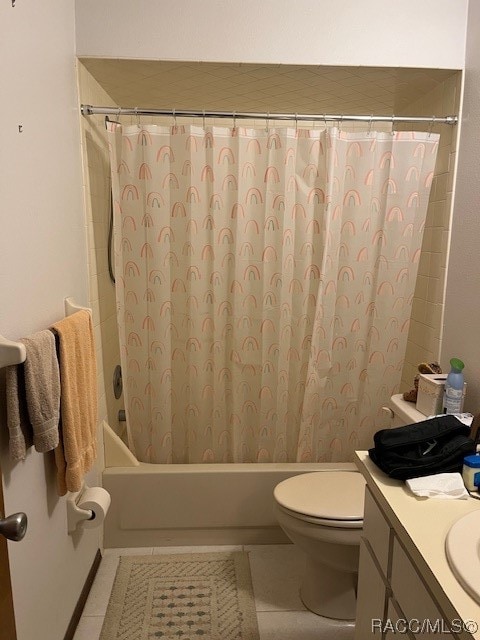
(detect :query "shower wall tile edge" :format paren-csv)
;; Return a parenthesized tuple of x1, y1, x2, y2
(399, 71, 462, 392)
(76, 60, 125, 456)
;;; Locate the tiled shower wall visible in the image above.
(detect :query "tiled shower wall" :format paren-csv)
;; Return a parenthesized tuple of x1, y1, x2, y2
(77, 61, 461, 443)
(77, 61, 124, 439)
(398, 72, 461, 393)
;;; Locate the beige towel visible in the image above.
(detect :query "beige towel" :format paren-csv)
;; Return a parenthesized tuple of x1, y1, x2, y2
(22, 330, 60, 453)
(5, 364, 33, 461)
(51, 310, 98, 496)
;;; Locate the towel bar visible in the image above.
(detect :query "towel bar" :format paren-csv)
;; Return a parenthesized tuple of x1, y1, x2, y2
(64, 297, 92, 317)
(0, 335, 26, 368)
(0, 297, 91, 370)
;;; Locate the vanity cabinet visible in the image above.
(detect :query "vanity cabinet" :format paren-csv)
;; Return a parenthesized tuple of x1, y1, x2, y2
(356, 487, 459, 639)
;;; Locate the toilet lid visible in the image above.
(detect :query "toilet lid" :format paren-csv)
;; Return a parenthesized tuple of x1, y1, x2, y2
(274, 471, 365, 521)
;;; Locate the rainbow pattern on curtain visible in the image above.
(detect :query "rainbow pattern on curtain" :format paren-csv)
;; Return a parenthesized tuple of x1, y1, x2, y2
(107, 123, 438, 463)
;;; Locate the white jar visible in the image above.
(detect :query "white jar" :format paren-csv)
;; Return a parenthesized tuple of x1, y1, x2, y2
(462, 454, 480, 491)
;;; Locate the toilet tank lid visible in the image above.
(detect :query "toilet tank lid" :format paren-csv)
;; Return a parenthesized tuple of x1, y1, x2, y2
(389, 393, 426, 424)
(274, 471, 365, 521)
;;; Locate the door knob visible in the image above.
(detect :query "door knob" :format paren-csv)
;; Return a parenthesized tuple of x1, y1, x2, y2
(0, 512, 27, 541)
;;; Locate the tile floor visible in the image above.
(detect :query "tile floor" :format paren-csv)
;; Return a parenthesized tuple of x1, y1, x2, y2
(73, 544, 355, 640)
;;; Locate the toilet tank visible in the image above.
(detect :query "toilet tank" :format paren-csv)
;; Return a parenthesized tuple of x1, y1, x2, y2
(387, 394, 426, 427)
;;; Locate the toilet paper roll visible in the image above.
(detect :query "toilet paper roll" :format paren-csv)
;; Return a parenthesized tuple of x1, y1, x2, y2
(77, 487, 111, 529)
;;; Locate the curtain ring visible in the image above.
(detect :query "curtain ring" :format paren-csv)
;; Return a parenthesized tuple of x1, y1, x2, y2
(117, 107, 121, 119)
(323, 113, 328, 130)
(428, 115, 436, 138)
(339, 114, 343, 132)
(295, 113, 298, 132)
(135, 107, 140, 128)
(368, 114, 373, 136)
(233, 110, 236, 132)
(172, 108, 177, 127)
(202, 109, 206, 129)
(391, 114, 395, 137)
(266, 112, 270, 133)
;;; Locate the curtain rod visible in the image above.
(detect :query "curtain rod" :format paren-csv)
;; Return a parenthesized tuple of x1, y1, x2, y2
(80, 104, 458, 126)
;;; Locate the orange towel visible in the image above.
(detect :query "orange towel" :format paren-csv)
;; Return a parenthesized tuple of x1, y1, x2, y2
(51, 310, 97, 495)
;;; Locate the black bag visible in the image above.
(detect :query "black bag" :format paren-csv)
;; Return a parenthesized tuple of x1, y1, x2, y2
(369, 415, 475, 480)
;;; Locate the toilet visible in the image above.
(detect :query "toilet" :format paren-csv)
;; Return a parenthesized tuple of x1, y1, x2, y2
(274, 468, 364, 620)
(273, 394, 424, 620)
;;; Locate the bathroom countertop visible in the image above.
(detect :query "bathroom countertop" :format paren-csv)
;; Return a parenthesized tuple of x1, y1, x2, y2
(355, 451, 480, 639)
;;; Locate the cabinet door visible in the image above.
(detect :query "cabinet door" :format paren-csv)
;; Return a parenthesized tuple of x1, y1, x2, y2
(391, 539, 455, 639)
(363, 487, 391, 578)
(384, 597, 415, 640)
(355, 539, 387, 640)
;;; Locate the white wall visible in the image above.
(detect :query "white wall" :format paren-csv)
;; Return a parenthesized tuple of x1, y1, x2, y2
(75, 0, 467, 69)
(0, 3, 99, 640)
(442, 1, 480, 414)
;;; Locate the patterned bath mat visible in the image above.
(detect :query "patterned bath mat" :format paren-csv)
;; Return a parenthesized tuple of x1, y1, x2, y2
(99, 552, 260, 640)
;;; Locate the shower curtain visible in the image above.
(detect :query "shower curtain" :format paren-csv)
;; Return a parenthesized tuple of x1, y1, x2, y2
(107, 122, 438, 463)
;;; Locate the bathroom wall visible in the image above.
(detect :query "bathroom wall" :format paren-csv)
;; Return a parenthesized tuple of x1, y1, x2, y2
(75, 0, 467, 70)
(0, 3, 100, 640)
(398, 73, 462, 392)
(442, 0, 480, 414)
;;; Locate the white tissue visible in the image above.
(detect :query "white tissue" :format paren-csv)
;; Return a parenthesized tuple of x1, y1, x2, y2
(76, 486, 111, 528)
(406, 473, 469, 500)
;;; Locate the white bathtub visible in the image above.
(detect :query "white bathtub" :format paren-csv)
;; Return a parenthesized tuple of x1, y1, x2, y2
(102, 423, 358, 548)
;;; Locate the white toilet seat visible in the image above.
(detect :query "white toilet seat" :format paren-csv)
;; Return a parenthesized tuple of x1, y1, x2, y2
(276, 503, 363, 528)
(274, 471, 365, 529)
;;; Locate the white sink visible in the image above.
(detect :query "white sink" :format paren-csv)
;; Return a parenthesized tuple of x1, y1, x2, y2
(445, 509, 480, 603)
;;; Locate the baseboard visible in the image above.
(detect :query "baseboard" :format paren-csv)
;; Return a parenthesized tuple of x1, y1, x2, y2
(63, 549, 102, 640)
(104, 525, 291, 548)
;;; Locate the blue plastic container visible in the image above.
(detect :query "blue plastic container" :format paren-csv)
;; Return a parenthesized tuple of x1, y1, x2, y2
(462, 454, 480, 491)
